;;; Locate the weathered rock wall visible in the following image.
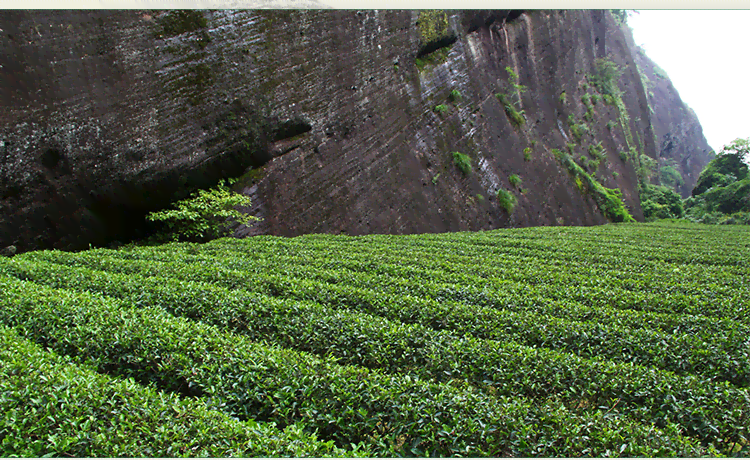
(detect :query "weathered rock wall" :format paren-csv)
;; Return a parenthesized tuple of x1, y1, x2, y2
(0, 10, 711, 252)
(631, 44, 714, 197)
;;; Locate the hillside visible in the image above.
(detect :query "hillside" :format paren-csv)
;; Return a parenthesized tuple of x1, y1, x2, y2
(1, 222, 748, 456)
(0, 10, 713, 253)
(630, 44, 715, 198)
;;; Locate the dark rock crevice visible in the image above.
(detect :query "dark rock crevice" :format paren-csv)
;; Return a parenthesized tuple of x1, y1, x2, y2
(40, 148, 72, 175)
(465, 10, 523, 35)
(591, 10, 606, 58)
(271, 118, 312, 142)
(416, 35, 457, 60)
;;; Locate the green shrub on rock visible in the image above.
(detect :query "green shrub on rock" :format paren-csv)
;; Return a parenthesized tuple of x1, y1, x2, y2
(497, 189, 517, 213)
(452, 152, 472, 175)
(495, 93, 525, 127)
(509, 174, 522, 188)
(147, 179, 260, 242)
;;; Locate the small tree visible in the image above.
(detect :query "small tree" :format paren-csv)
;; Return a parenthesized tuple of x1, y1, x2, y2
(147, 179, 260, 242)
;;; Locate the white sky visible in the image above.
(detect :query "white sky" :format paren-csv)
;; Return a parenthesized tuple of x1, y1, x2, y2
(628, 10, 750, 153)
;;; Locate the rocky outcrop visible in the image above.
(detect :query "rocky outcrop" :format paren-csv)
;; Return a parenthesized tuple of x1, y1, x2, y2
(0, 10, 712, 252)
(631, 45, 714, 197)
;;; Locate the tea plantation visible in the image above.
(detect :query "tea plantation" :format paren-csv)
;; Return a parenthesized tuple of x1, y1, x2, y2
(1, 221, 748, 457)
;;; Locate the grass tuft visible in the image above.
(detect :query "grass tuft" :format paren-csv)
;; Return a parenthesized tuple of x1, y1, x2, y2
(496, 188, 517, 213)
(509, 174, 522, 188)
(495, 93, 525, 127)
(452, 152, 472, 175)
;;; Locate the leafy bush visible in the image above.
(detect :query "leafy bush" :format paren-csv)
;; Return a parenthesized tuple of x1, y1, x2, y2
(567, 115, 589, 141)
(659, 165, 684, 189)
(495, 93, 525, 127)
(702, 178, 750, 214)
(642, 200, 673, 221)
(692, 139, 749, 196)
(683, 201, 724, 224)
(415, 48, 451, 72)
(684, 140, 750, 223)
(452, 152, 472, 175)
(505, 66, 527, 96)
(496, 189, 517, 213)
(448, 89, 462, 102)
(506, 66, 520, 83)
(597, 186, 634, 223)
(146, 180, 259, 242)
(640, 184, 684, 221)
(718, 211, 750, 225)
(509, 174, 522, 188)
(523, 147, 532, 161)
(416, 10, 450, 47)
(434, 104, 449, 114)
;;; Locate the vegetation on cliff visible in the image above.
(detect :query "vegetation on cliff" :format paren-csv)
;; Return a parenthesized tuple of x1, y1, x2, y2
(553, 149, 635, 223)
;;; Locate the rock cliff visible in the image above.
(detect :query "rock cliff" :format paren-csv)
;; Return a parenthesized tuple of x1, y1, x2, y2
(630, 44, 715, 197)
(0, 10, 713, 252)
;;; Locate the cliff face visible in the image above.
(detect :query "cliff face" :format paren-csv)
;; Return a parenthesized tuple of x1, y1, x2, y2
(0, 10, 712, 252)
(631, 46, 715, 197)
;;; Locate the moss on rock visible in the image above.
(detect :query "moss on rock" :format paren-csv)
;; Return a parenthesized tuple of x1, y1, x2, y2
(159, 10, 207, 37)
(417, 11, 451, 47)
